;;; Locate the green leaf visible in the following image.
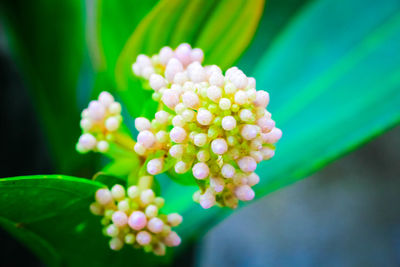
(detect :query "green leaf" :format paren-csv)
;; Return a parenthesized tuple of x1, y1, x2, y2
(0, 0, 95, 174)
(0, 175, 173, 267)
(114, 0, 264, 119)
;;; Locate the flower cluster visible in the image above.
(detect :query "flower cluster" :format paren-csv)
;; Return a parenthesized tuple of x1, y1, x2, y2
(132, 44, 282, 209)
(76, 91, 123, 153)
(90, 177, 182, 256)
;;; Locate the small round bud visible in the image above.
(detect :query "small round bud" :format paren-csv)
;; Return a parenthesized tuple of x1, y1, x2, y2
(247, 173, 260, 186)
(156, 130, 169, 143)
(137, 130, 156, 148)
(241, 125, 259, 140)
(164, 231, 181, 247)
(197, 149, 210, 162)
(172, 115, 185, 127)
(109, 237, 123, 251)
(257, 117, 275, 133)
(239, 109, 254, 122)
(170, 127, 187, 143)
(96, 140, 109, 152)
(182, 109, 195, 122)
(219, 98, 231, 110)
(211, 138, 228, 155)
(155, 110, 170, 125)
(140, 189, 155, 205)
(134, 143, 146, 155)
(162, 89, 180, 109)
(147, 158, 163, 175)
(193, 133, 208, 147)
(125, 233, 135, 245)
(175, 43, 192, 66)
(79, 133, 96, 150)
(90, 202, 103, 215)
(95, 188, 112, 205)
(154, 197, 165, 208)
(234, 185, 255, 201)
(165, 58, 184, 82)
(192, 162, 210, 179)
(135, 117, 151, 132)
(175, 161, 188, 173)
(145, 204, 158, 218)
(253, 90, 270, 108)
(199, 192, 215, 209)
(237, 156, 257, 173)
(106, 224, 119, 237)
(147, 217, 164, 233)
(207, 85, 222, 102)
(136, 231, 152, 246)
(209, 72, 225, 87)
(80, 118, 92, 131)
(224, 83, 237, 94)
(234, 90, 248, 105)
(111, 184, 125, 201)
(127, 186, 140, 198)
(221, 164, 235, 178)
(169, 144, 184, 158)
(159, 46, 174, 65)
(197, 109, 213, 125)
(117, 199, 130, 212)
(128, 211, 147, 230)
(98, 91, 114, 107)
(88, 101, 106, 121)
(105, 117, 120, 132)
(167, 213, 183, 227)
(261, 127, 282, 144)
(232, 73, 248, 89)
(191, 48, 204, 62)
(108, 102, 122, 114)
(149, 74, 166, 90)
(112, 211, 128, 227)
(210, 177, 224, 193)
(182, 91, 200, 108)
(221, 116, 237, 131)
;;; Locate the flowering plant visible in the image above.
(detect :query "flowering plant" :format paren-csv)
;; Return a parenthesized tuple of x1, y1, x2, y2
(1, 0, 400, 266)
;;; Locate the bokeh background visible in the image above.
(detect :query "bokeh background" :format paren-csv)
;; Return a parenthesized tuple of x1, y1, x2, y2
(1, 0, 400, 266)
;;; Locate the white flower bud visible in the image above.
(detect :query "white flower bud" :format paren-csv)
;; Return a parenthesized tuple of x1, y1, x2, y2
(147, 217, 164, 233)
(147, 158, 163, 175)
(88, 101, 106, 121)
(96, 140, 109, 152)
(241, 124, 259, 140)
(162, 89, 180, 109)
(159, 46, 174, 65)
(98, 91, 114, 107)
(155, 110, 170, 125)
(207, 85, 222, 102)
(247, 173, 260, 186)
(170, 127, 187, 143)
(111, 184, 125, 201)
(149, 74, 166, 91)
(253, 90, 270, 108)
(237, 156, 257, 173)
(192, 162, 210, 179)
(211, 138, 228, 155)
(167, 213, 183, 227)
(193, 133, 208, 147)
(221, 116, 236, 131)
(234, 185, 255, 201)
(234, 90, 248, 105)
(112, 211, 128, 227)
(174, 161, 189, 173)
(221, 164, 235, 178)
(135, 117, 151, 131)
(197, 149, 210, 162)
(108, 102, 121, 114)
(169, 144, 184, 158)
(127, 185, 140, 199)
(109, 237, 124, 250)
(134, 143, 146, 155)
(137, 130, 156, 148)
(136, 230, 152, 246)
(197, 109, 213, 125)
(182, 91, 200, 108)
(79, 133, 96, 150)
(219, 98, 231, 110)
(145, 204, 158, 218)
(95, 188, 112, 205)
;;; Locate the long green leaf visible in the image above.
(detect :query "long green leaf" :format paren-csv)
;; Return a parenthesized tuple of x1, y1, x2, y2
(0, 175, 173, 267)
(0, 0, 95, 174)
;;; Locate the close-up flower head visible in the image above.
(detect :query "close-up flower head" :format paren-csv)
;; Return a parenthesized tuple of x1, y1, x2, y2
(1, 0, 400, 266)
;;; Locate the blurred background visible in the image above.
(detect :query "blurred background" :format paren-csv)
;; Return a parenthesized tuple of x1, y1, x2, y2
(1, 0, 400, 266)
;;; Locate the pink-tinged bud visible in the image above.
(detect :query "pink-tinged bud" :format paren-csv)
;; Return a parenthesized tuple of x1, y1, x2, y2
(257, 116, 275, 133)
(79, 133, 96, 150)
(221, 163, 235, 178)
(175, 43, 192, 66)
(261, 128, 282, 144)
(149, 74, 166, 91)
(237, 156, 257, 173)
(192, 162, 210, 180)
(250, 138, 263, 150)
(207, 85, 222, 102)
(164, 231, 181, 247)
(159, 46, 174, 65)
(109, 237, 123, 251)
(170, 127, 187, 143)
(199, 191, 215, 209)
(98, 91, 114, 107)
(169, 144, 184, 158)
(155, 110, 170, 125)
(253, 90, 270, 108)
(261, 147, 275, 160)
(219, 98, 231, 110)
(137, 130, 156, 148)
(241, 125, 259, 140)
(174, 72, 189, 85)
(234, 91, 248, 105)
(210, 177, 224, 193)
(161, 89, 180, 109)
(165, 58, 183, 82)
(250, 150, 263, 163)
(194, 133, 208, 147)
(95, 188, 112, 205)
(128, 211, 147, 230)
(235, 185, 255, 201)
(172, 115, 185, 127)
(108, 102, 121, 114)
(224, 83, 237, 95)
(197, 109, 213, 125)
(147, 217, 164, 233)
(221, 116, 237, 131)
(112, 211, 128, 227)
(134, 143, 146, 155)
(88, 101, 106, 121)
(135, 117, 151, 131)
(111, 184, 125, 200)
(167, 213, 183, 227)
(105, 117, 120, 131)
(211, 138, 228, 155)
(140, 189, 155, 205)
(191, 48, 204, 63)
(239, 109, 254, 122)
(247, 77, 256, 88)
(225, 67, 239, 78)
(231, 73, 248, 89)
(136, 230, 152, 246)
(136, 54, 152, 66)
(209, 72, 225, 87)
(147, 158, 163, 175)
(247, 173, 260, 186)
(182, 91, 200, 108)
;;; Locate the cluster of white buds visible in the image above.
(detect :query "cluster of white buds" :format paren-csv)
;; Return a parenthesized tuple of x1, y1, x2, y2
(77, 91, 123, 153)
(90, 177, 182, 256)
(132, 44, 282, 209)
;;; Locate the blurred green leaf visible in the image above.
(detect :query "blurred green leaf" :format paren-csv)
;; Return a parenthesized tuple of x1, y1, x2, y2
(0, 0, 95, 175)
(0, 175, 173, 267)
(114, 0, 264, 119)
